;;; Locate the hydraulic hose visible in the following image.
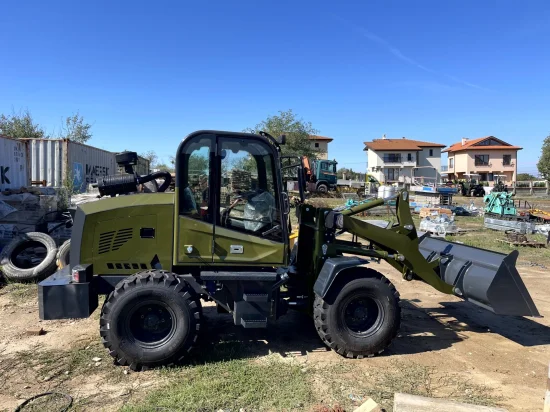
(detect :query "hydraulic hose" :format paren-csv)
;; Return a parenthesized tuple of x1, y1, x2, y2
(139, 171, 172, 192)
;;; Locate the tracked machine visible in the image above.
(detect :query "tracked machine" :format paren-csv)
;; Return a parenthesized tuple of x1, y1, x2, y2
(38, 131, 540, 370)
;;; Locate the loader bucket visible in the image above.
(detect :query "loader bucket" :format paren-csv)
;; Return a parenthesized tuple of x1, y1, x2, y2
(417, 236, 540, 317)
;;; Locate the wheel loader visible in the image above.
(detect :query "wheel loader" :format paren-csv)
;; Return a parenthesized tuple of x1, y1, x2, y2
(38, 130, 540, 371)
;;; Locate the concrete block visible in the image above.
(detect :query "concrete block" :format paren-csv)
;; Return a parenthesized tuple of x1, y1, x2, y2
(353, 398, 381, 412)
(393, 393, 508, 412)
(24, 327, 45, 336)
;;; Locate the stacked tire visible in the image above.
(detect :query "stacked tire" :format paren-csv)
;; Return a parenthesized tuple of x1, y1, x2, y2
(0, 232, 58, 282)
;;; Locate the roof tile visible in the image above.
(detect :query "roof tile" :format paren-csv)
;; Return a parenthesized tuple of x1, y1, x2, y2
(363, 138, 445, 151)
(443, 136, 522, 152)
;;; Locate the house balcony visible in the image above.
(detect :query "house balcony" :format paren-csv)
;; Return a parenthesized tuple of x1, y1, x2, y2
(381, 156, 417, 167)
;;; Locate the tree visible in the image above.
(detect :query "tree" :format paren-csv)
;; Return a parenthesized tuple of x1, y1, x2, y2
(246, 109, 321, 159)
(0, 109, 46, 139)
(140, 150, 158, 167)
(538, 134, 550, 181)
(155, 162, 175, 173)
(59, 112, 92, 143)
(517, 173, 537, 181)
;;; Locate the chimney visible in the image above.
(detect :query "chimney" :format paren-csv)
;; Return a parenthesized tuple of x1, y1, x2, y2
(382, 134, 387, 140)
(462, 137, 468, 146)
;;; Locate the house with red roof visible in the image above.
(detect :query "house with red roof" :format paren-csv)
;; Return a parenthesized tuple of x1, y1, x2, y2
(363, 135, 445, 183)
(443, 136, 522, 183)
(309, 135, 333, 159)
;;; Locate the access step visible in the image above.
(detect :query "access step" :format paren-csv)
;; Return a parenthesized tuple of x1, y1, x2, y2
(240, 317, 268, 328)
(243, 293, 269, 302)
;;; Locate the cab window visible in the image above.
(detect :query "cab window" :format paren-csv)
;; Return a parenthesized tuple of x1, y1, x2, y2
(217, 138, 282, 241)
(178, 135, 214, 223)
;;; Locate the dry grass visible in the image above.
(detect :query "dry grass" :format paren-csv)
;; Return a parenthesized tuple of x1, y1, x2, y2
(317, 361, 503, 411)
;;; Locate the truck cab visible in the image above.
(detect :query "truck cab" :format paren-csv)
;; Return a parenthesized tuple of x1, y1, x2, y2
(304, 158, 337, 193)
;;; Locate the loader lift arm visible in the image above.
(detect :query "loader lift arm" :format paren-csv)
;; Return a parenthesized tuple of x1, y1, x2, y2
(304, 190, 539, 318)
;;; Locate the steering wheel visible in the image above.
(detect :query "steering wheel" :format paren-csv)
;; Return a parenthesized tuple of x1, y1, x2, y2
(221, 193, 244, 227)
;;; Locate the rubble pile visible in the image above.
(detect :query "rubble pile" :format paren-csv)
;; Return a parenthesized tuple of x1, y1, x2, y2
(419, 214, 458, 236)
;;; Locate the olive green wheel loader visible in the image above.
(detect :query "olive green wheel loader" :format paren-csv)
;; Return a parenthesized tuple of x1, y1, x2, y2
(38, 131, 539, 370)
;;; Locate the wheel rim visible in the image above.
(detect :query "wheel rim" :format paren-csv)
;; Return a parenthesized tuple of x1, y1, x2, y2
(11, 241, 47, 269)
(126, 300, 177, 348)
(341, 293, 384, 337)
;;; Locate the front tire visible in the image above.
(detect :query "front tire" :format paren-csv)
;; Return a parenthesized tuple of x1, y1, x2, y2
(317, 183, 329, 193)
(314, 273, 400, 358)
(100, 271, 202, 370)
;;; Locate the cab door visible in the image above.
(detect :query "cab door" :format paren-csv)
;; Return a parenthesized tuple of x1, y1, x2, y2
(212, 136, 287, 265)
(175, 133, 215, 264)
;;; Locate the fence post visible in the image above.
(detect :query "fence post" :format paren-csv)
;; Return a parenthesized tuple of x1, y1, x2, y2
(529, 181, 534, 196)
(512, 181, 517, 195)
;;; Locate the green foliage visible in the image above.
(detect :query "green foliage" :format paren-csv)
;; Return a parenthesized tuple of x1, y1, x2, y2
(246, 109, 321, 159)
(0, 109, 46, 139)
(537, 134, 550, 181)
(188, 153, 208, 174)
(154, 163, 174, 173)
(517, 173, 537, 181)
(337, 167, 364, 180)
(59, 111, 92, 143)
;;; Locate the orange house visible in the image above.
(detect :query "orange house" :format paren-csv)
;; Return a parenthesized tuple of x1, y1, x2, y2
(443, 136, 522, 183)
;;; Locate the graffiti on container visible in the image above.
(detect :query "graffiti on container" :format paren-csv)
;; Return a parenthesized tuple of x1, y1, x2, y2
(1, 142, 26, 185)
(72, 162, 111, 192)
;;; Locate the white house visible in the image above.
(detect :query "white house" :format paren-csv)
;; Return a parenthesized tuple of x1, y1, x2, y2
(364, 136, 445, 184)
(309, 135, 333, 160)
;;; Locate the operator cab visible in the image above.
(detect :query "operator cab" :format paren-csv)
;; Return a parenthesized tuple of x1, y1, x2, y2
(175, 131, 290, 265)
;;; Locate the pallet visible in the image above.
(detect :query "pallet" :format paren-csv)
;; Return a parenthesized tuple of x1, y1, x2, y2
(497, 239, 546, 248)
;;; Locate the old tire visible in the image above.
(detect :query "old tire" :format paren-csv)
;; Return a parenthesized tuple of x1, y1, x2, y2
(100, 271, 202, 371)
(317, 183, 329, 193)
(57, 240, 71, 268)
(0, 232, 58, 282)
(314, 272, 400, 358)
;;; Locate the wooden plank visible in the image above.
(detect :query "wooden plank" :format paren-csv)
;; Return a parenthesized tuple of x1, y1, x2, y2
(497, 239, 546, 248)
(544, 362, 550, 412)
(393, 393, 508, 412)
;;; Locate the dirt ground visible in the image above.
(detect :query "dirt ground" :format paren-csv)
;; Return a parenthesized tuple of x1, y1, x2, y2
(1, 257, 549, 411)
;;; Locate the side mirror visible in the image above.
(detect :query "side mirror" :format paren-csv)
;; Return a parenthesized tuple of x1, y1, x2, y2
(277, 134, 286, 145)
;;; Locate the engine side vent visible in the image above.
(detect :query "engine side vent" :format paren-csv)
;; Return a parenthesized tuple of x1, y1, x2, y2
(98, 231, 115, 254)
(97, 228, 133, 254)
(112, 228, 133, 251)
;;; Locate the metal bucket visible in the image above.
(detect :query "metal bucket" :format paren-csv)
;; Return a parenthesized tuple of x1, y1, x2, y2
(418, 235, 540, 317)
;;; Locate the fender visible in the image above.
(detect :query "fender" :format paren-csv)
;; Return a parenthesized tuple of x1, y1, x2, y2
(313, 257, 370, 299)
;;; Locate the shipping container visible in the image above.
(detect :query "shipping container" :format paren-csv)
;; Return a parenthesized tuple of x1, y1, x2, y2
(0, 135, 30, 190)
(26, 139, 118, 193)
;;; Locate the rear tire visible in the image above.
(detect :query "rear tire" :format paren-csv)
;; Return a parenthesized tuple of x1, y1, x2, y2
(100, 270, 202, 371)
(314, 273, 400, 358)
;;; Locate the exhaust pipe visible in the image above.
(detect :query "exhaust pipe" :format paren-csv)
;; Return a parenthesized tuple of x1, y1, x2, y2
(418, 235, 540, 317)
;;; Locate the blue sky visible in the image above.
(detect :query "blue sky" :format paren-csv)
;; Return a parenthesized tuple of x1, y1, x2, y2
(1, 0, 548, 175)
